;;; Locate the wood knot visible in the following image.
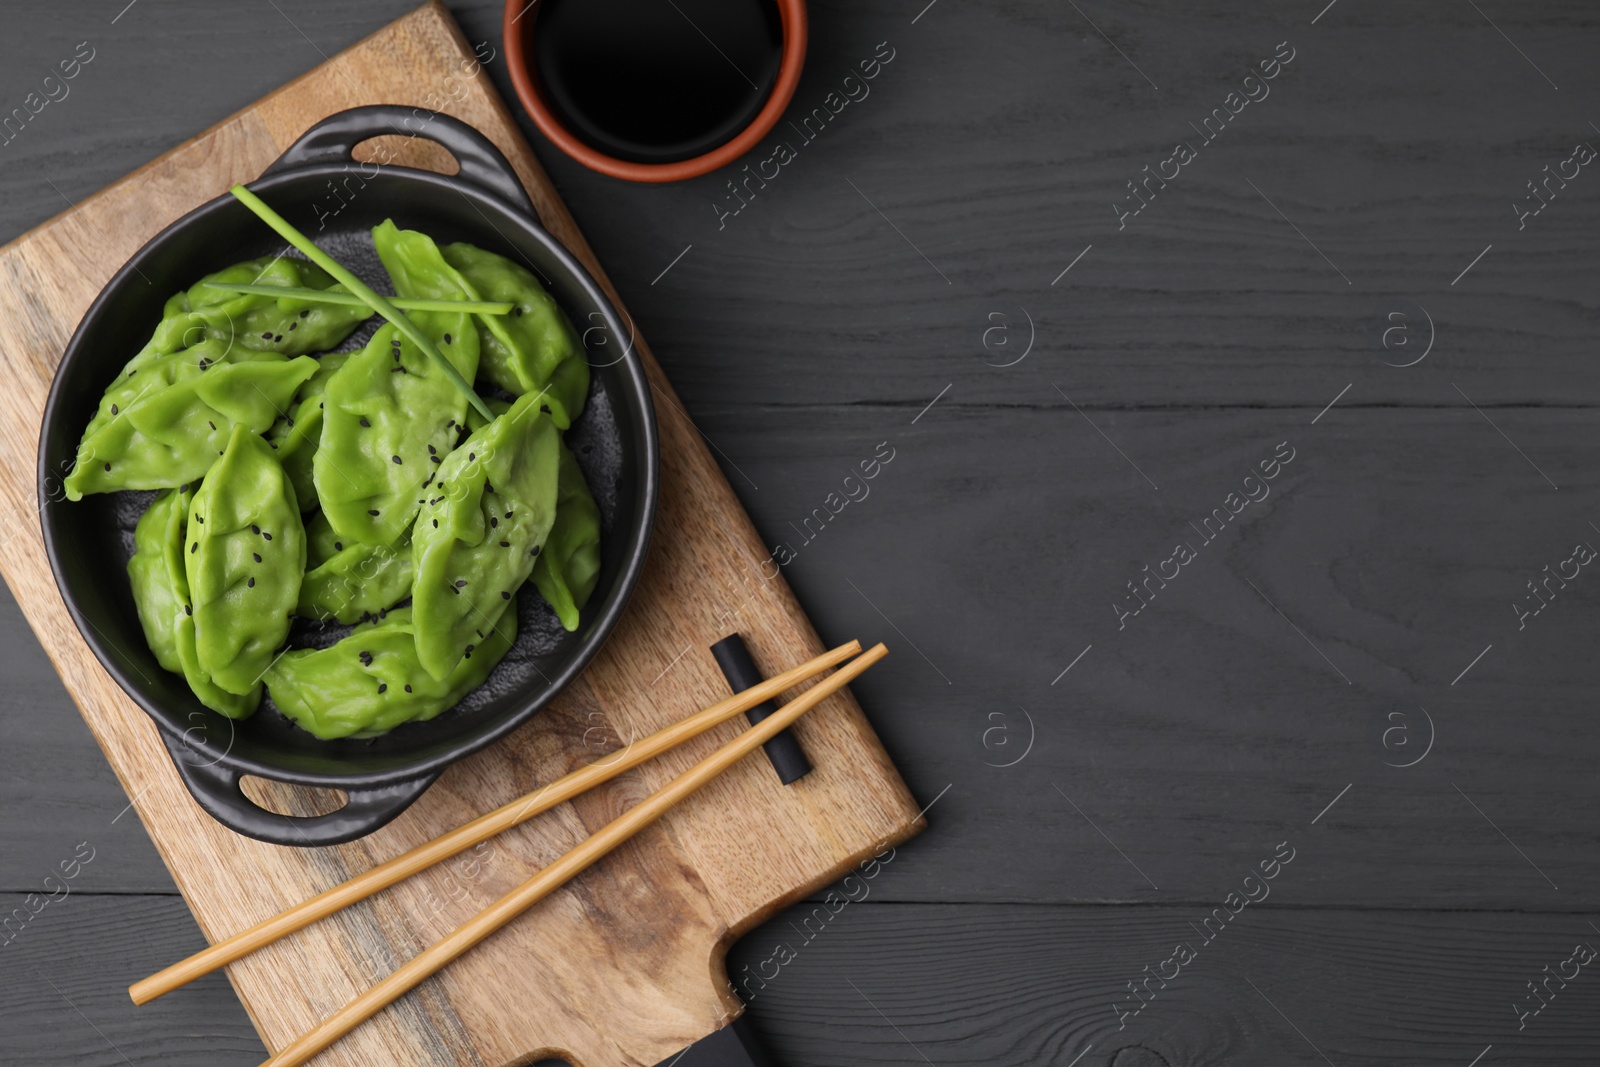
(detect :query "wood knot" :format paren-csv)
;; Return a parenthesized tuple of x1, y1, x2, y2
(1109, 1044, 1174, 1067)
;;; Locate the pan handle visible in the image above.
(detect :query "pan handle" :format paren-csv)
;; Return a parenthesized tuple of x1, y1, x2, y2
(159, 730, 439, 847)
(262, 104, 538, 218)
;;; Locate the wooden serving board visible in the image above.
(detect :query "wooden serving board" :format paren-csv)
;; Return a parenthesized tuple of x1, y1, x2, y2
(0, 4, 924, 1065)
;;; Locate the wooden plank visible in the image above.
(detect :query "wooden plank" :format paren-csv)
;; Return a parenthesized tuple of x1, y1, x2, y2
(702, 403, 1600, 910)
(13, 4, 1600, 411)
(8, 403, 1600, 912)
(6, 399, 1593, 908)
(537, 2, 1600, 412)
(0, 5, 922, 1066)
(8, 895, 1600, 1067)
(727, 903, 1600, 1066)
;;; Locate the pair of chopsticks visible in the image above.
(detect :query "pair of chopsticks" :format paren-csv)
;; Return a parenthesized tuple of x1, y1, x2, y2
(131, 639, 886, 1067)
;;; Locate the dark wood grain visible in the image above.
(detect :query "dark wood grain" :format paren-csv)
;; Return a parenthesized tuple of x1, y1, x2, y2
(710, 402, 1600, 911)
(3, 0, 1599, 1064)
(726, 902, 1600, 1067)
(8, 896, 1600, 1067)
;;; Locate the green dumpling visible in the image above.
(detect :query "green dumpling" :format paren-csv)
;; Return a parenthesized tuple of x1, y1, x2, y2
(126, 487, 259, 718)
(64, 355, 318, 499)
(264, 606, 516, 740)
(76, 338, 286, 449)
(314, 221, 480, 547)
(185, 424, 306, 696)
(128, 487, 193, 674)
(144, 255, 372, 364)
(411, 390, 560, 680)
(441, 242, 589, 429)
(268, 350, 352, 512)
(296, 510, 414, 624)
(532, 440, 601, 632)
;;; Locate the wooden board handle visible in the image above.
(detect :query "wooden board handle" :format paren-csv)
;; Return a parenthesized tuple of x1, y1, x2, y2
(653, 1017, 775, 1067)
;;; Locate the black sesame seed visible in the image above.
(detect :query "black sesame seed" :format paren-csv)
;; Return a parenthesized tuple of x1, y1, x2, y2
(432, 518, 438, 528)
(500, 591, 510, 600)
(427, 445, 436, 455)
(499, 540, 509, 548)
(195, 515, 204, 524)
(504, 511, 512, 519)
(540, 405, 550, 414)
(391, 455, 402, 465)
(184, 604, 192, 615)
(334, 541, 343, 551)
(454, 579, 467, 588)
(190, 543, 197, 553)
(490, 517, 498, 528)
(247, 577, 255, 588)
(263, 532, 272, 541)
(289, 321, 298, 331)
(465, 644, 475, 654)
(468, 452, 475, 461)
(299, 309, 310, 318)
(367, 509, 379, 516)
(430, 456, 441, 464)
(443, 333, 452, 344)
(251, 524, 260, 534)
(513, 306, 524, 316)
(531, 545, 541, 556)
(359, 651, 372, 665)
(404, 684, 412, 693)
(261, 331, 273, 340)
(377, 683, 387, 694)
(110, 404, 118, 415)
(359, 417, 370, 427)
(274, 334, 284, 342)
(208, 421, 216, 431)
(103, 461, 110, 471)
(252, 553, 261, 563)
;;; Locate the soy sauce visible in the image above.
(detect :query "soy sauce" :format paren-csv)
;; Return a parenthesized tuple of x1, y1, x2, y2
(533, 0, 782, 165)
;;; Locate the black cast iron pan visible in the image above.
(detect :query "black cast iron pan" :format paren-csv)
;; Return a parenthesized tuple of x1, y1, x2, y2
(37, 106, 658, 847)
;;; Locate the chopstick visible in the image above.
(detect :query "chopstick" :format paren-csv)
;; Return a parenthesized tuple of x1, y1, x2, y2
(130, 639, 864, 1006)
(260, 642, 887, 1067)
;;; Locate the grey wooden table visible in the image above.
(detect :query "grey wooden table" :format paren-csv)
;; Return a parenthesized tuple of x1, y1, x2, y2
(3, 2, 1599, 1064)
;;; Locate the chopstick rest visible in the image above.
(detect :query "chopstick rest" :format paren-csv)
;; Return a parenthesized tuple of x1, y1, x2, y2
(711, 633, 812, 784)
(260, 643, 888, 1067)
(130, 639, 864, 1006)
